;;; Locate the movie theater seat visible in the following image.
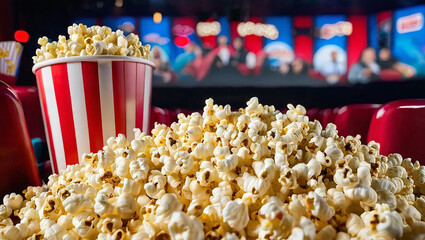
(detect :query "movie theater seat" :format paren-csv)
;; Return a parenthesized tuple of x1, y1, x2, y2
(0, 81, 41, 197)
(306, 108, 321, 122)
(334, 104, 381, 140)
(320, 107, 340, 127)
(379, 69, 403, 81)
(12, 86, 46, 141)
(150, 106, 175, 131)
(367, 99, 425, 163)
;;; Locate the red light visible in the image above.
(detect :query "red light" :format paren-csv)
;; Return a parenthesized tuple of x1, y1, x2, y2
(14, 30, 29, 43)
(174, 36, 190, 47)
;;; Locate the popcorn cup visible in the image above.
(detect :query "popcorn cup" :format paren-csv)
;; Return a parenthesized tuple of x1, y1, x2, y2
(33, 56, 154, 174)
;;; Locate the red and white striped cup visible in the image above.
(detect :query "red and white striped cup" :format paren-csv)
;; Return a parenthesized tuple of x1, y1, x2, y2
(33, 56, 154, 173)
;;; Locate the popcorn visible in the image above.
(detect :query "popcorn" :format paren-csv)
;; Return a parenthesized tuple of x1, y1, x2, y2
(3, 97, 425, 239)
(0, 226, 21, 240)
(33, 24, 151, 63)
(222, 199, 249, 231)
(144, 170, 166, 199)
(3, 193, 23, 211)
(306, 191, 335, 222)
(72, 211, 98, 238)
(316, 225, 336, 240)
(154, 193, 183, 226)
(0, 205, 12, 221)
(168, 211, 204, 240)
(116, 193, 137, 219)
(259, 197, 294, 239)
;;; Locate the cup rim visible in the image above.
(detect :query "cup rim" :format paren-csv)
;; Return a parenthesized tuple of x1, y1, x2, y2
(32, 55, 156, 73)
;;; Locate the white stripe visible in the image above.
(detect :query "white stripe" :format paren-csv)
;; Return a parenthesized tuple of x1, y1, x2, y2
(126, 68, 136, 139)
(143, 66, 152, 133)
(36, 79, 56, 174)
(41, 67, 67, 172)
(98, 61, 116, 143)
(67, 63, 90, 163)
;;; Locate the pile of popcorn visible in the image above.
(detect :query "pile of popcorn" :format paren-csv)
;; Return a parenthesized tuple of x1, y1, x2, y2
(33, 24, 151, 64)
(2, 97, 425, 240)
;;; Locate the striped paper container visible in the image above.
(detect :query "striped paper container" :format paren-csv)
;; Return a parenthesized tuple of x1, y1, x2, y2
(0, 41, 23, 77)
(32, 56, 154, 174)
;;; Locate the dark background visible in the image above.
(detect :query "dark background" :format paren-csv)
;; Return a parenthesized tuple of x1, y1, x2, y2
(1, 0, 425, 109)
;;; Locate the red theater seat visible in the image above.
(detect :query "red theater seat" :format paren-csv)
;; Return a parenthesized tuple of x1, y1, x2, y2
(0, 81, 41, 197)
(149, 107, 175, 132)
(367, 99, 425, 163)
(379, 69, 402, 81)
(12, 86, 46, 141)
(334, 104, 381, 140)
(0, 73, 17, 86)
(306, 108, 321, 122)
(308, 69, 326, 81)
(320, 107, 339, 127)
(175, 108, 195, 118)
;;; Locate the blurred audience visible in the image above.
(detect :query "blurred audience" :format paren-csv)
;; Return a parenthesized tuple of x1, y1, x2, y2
(378, 48, 398, 69)
(230, 37, 248, 66)
(289, 58, 309, 75)
(154, 35, 418, 84)
(151, 46, 176, 83)
(215, 35, 232, 68)
(378, 47, 416, 79)
(318, 50, 345, 84)
(348, 47, 380, 84)
(277, 63, 291, 76)
(174, 42, 202, 73)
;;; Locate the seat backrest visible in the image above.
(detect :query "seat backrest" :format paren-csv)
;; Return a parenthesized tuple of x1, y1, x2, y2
(308, 69, 326, 81)
(0, 81, 41, 197)
(306, 108, 320, 122)
(12, 86, 46, 141)
(334, 104, 381, 140)
(0, 73, 17, 86)
(320, 107, 339, 127)
(367, 99, 425, 163)
(150, 107, 175, 131)
(379, 69, 402, 81)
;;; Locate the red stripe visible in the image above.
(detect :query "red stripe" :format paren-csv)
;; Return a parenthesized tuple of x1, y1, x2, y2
(200, 18, 218, 49)
(377, 11, 392, 25)
(293, 16, 313, 64)
(112, 61, 126, 135)
(294, 36, 313, 64)
(81, 62, 104, 152)
(244, 17, 263, 54)
(135, 63, 146, 129)
(347, 15, 368, 77)
(51, 64, 79, 166)
(36, 69, 59, 173)
(293, 16, 313, 28)
(230, 21, 241, 42)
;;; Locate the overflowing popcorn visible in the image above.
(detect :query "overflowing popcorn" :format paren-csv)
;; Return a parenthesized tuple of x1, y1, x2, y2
(33, 24, 151, 64)
(2, 97, 425, 240)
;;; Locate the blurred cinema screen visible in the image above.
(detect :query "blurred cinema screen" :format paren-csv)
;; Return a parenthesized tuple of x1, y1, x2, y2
(77, 4, 425, 87)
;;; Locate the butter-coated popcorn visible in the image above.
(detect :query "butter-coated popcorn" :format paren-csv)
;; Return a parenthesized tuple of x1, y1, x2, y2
(168, 211, 204, 240)
(33, 24, 151, 63)
(0, 205, 12, 221)
(223, 199, 250, 231)
(305, 191, 335, 222)
(0, 226, 22, 240)
(63, 194, 93, 215)
(316, 225, 336, 240)
(259, 197, 294, 239)
(144, 170, 166, 199)
(3, 193, 23, 210)
(4, 97, 425, 239)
